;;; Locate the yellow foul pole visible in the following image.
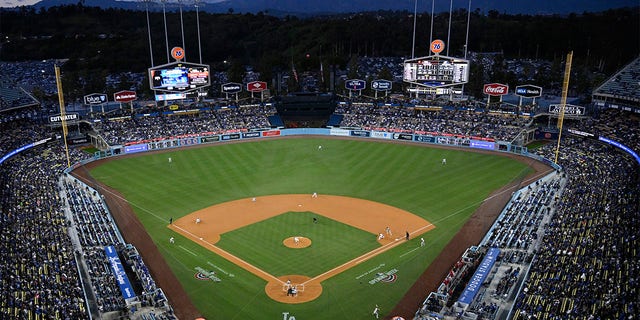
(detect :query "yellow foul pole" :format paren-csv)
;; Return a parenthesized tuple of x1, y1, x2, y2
(55, 65, 71, 168)
(554, 51, 573, 164)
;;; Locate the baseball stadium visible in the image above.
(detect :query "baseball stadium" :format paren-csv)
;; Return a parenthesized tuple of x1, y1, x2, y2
(1, 4, 639, 320)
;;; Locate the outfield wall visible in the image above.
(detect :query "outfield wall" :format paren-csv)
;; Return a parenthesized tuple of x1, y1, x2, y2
(77, 128, 561, 172)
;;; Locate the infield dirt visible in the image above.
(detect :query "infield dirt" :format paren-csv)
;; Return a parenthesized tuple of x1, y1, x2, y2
(168, 194, 435, 303)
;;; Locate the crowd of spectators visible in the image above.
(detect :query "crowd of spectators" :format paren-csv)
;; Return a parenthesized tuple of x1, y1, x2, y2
(0, 120, 91, 319)
(61, 178, 175, 319)
(593, 56, 640, 102)
(510, 137, 639, 319)
(1, 114, 175, 319)
(569, 108, 640, 153)
(415, 174, 563, 320)
(95, 104, 277, 145)
(0, 74, 39, 112)
(335, 100, 530, 141)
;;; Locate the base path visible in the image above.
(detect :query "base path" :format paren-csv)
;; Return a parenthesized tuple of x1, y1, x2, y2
(169, 194, 435, 303)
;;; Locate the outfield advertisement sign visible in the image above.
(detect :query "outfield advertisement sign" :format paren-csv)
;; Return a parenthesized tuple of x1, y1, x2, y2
(393, 133, 413, 141)
(242, 132, 261, 138)
(350, 130, 370, 137)
(201, 136, 220, 143)
(414, 135, 436, 143)
(124, 144, 148, 154)
(262, 130, 281, 137)
(104, 246, 136, 300)
(469, 140, 495, 150)
(222, 133, 241, 140)
(330, 128, 350, 136)
(371, 131, 393, 139)
(457, 247, 500, 306)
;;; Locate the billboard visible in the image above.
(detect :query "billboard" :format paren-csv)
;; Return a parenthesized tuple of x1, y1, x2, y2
(515, 84, 542, 98)
(84, 93, 108, 105)
(247, 81, 267, 92)
(403, 55, 469, 88)
(49, 113, 79, 123)
(371, 80, 392, 91)
(483, 83, 509, 96)
(114, 90, 137, 103)
(345, 79, 366, 91)
(221, 82, 243, 94)
(149, 62, 211, 92)
(548, 104, 585, 115)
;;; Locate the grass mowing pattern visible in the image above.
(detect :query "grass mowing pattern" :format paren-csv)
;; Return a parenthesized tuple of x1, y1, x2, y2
(216, 211, 380, 277)
(89, 138, 533, 319)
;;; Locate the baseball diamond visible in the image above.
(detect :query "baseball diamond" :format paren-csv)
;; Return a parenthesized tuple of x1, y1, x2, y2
(169, 194, 435, 303)
(77, 137, 550, 319)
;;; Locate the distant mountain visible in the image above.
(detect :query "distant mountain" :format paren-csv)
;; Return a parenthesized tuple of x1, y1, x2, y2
(30, 0, 639, 15)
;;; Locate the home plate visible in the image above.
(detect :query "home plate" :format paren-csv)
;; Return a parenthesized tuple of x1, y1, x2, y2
(298, 204, 302, 207)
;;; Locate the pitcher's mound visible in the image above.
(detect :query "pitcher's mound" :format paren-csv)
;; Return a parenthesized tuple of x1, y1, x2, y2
(283, 236, 311, 248)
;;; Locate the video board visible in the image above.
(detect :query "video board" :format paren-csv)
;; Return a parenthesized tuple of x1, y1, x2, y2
(403, 55, 469, 88)
(149, 62, 211, 92)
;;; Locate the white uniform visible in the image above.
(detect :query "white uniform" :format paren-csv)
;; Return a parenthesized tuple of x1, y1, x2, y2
(442, 158, 447, 165)
(312, 192, 318, 198)
(196, 218, 201, 224)
(372, 306, 380, 319)
(420, 238, 425, 246)
(378, 233, 385, 240)
(169, 237, 175, 243)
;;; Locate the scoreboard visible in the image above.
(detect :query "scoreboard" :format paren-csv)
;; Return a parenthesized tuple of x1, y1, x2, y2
(149, 62, 211, 92)
(403, 55, 469, 88)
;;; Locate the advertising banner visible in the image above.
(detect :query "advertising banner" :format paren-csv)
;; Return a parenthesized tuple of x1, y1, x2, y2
(104, 246, 136, 300)
(49, 113, 79, 123)
(124, 144, 148, 154)
(414, 135, 436, 143)
(330, 128, 351, 136)
(84, 93, 108, 105)
(345, 79, 366, 91)
(114, 90, 137, 103)
(483, 83, 509, 96)
(393, 133, 413, 141)
(201, 136, 220, 143)
(371, 131, 393, 139)
(242, 132, 261, 138)
(469, 140, 495, 150)
(221, 133, 241, 140)
(515, 85, 542, 98)
(457, 248, 500, 305)
(221, 82, 243, 94)
(262, 130, 281, 137)
(350, 130, 371, 137)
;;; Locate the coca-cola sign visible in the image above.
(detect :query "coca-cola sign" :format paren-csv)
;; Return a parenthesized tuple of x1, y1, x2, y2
(483, 83, 509, 96)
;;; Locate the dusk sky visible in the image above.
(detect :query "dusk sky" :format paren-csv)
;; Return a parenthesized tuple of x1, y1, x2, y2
(0, 0, 637, 12)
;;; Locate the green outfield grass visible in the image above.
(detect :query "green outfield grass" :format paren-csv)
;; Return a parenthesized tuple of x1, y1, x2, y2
(89, 137, 533, 319)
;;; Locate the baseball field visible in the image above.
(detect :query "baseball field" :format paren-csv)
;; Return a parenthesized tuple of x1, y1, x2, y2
(83, 137, 540, 319)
